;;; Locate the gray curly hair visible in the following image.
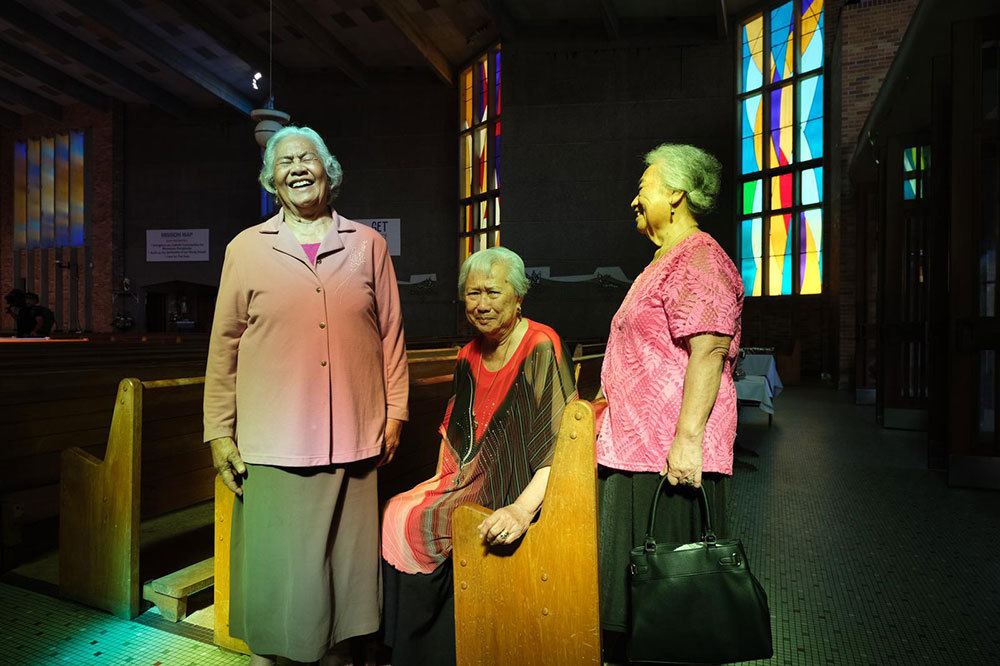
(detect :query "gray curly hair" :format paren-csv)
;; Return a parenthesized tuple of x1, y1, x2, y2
(644, 144, 722, 217)
(259, 125, 343, 206)
(458, 246, 530, 297)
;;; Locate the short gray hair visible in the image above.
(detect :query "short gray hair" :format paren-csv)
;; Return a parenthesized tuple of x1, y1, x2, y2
(259, 125, 343, 206)
(644, 144, 722, 217)
(458, 246, 530, 297)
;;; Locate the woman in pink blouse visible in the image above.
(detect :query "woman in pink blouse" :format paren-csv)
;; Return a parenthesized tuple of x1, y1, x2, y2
(595, 144, 744, 659)
(204, 126, 408, 666)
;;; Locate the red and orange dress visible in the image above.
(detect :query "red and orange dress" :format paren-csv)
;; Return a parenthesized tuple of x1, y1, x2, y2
(381, 318, 577, 665)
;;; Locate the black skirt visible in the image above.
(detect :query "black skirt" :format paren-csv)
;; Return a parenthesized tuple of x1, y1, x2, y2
(382, 557, 457, 666)
(597, 466, 730, 633)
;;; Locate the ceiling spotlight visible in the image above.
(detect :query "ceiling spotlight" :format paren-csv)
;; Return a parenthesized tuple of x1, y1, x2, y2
(252, 72, 262, 90)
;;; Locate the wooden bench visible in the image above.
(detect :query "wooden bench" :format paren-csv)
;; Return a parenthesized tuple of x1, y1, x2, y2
(0, 356, 208, 568)
(59, 376, 215, 620)
(451, 400, 601, 665)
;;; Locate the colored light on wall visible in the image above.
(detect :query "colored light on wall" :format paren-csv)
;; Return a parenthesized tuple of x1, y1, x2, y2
(13, 142, 27, 250)
(69, 131, 85, 247)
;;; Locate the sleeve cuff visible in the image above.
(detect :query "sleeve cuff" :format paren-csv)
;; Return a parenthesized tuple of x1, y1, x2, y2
(387, 406, 409, 422)
(203, 426, 234, 444)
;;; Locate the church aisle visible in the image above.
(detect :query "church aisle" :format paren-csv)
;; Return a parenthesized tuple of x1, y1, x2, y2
(0, 582, 248, 666)
(730, 385, 1000, 665)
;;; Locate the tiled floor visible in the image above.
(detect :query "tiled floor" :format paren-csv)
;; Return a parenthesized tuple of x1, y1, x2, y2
(4, 383, 999, 665)
(731, 384, 1000, 665)
(0, 581, 248, 665)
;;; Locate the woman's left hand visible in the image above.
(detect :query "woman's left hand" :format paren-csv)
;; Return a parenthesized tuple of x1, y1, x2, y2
(662, 434, 704, 488)
(477, 504, 533, 546)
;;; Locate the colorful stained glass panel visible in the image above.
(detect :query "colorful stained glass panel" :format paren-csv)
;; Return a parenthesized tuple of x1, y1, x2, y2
(461, 68, 473, 131)
(27, 139, 40, 249)
(768, 214, 793, 295)
(741, 217, 763, 297)
(798, 74, 823, 161)
(742, 15, 764, 93)
(69, 131, 85, 246)
(770, 172, 793, 210)
(904, 178, 918, 200)
(799, 208, 823, 294)
(14, 141, 26, 250)
(476, 57, 488, 124)
(801, 0, 824, 73)
(769, 2, 794, 84)
(493, 121, 501, 190)
(495, 49, 502, 117)
(41, 137, 54, 248)
(474, 127, 487, 194)
(770, 84, 794, 167)
(801, 166, 823, 205)
(460, 134, 472, 197)
(743, 179, 763, 215)
(742, 94, 763, 174)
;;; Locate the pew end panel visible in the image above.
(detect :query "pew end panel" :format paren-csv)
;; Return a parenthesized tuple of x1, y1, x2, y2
(214, 475, 251, 654)
(452, 400, 601, 666)
(59, 377, 143, 620)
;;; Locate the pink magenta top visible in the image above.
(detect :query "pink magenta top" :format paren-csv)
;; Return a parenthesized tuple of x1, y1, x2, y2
(596, 231, 744, 475)
(301, 242, 321, 265)
(204, 212, 409, 466)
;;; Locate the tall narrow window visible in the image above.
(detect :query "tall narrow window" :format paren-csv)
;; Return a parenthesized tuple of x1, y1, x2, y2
(459, 45, 501, 266)
(13, 131, 85, 249)
(738, 1, 824, 297)
(902, 145, 930, 200)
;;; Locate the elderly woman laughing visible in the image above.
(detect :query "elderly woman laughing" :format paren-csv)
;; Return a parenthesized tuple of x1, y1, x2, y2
(380, 246, 577, 666)
(204, 125, 408, 666)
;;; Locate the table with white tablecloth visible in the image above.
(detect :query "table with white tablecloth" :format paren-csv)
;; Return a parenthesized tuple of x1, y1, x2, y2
(735, 353, 783, 418)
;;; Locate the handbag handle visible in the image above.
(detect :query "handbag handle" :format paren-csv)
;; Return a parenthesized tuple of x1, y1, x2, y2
(643, 474, 716, 551)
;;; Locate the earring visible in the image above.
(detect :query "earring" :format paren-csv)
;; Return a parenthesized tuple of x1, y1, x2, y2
(670, 208, 675, 217)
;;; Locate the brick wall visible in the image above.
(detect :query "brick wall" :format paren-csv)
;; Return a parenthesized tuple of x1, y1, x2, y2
(0, 104, 117, 333)
(837, 0, 919, 386)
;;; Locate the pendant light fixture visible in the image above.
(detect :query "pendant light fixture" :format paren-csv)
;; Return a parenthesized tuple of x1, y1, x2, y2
(251, 0, 290, 148)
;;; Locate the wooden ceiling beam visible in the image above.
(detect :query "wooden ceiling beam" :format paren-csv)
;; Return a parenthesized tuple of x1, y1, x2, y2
(598, 0, 620, 40)
(2, 1, 187, 117)
(716, 0, 729, 39)
(63, 0, 255, 115)
(260, 0, 366, 87)
(0, 103, 23, 130)
(0, 78, 62, 120)
(0, 40, 110, 112)
(373, 0, 453, 85)
(168, 0, 289, 86)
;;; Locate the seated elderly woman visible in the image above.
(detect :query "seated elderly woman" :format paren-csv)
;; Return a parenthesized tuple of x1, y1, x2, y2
(381, 246, 577, 666)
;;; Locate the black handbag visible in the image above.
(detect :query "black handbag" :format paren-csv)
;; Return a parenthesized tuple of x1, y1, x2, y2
(627, 476, 773, 664)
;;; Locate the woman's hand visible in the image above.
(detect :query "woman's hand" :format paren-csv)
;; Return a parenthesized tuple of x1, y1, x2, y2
(662, 434, 703, 488)
(477, 504, 534, 546)
(379, 417, 404, 466)
(210, 436, 246, 495)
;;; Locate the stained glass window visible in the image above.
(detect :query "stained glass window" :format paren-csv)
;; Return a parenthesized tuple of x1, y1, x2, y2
(738, 1, 824, 297)
(13, 131, 86, 250)
(903, 145, 930, 200)
(459, 45, 501, 266)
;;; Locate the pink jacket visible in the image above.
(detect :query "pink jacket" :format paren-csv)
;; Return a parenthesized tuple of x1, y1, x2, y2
(203, 211, 409, 466)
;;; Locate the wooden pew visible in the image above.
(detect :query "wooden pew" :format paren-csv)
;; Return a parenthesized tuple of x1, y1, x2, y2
(451, 400, 601, 665)
(59, 377, 214, 620)
(0, 340, 208, 564)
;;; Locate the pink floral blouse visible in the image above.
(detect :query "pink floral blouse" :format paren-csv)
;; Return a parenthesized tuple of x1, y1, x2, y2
(596, 232, 744, 475)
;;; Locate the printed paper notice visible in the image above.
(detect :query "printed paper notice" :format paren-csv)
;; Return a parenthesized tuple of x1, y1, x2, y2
(146, 229, 210, 262)
(356, 218, 400, 256)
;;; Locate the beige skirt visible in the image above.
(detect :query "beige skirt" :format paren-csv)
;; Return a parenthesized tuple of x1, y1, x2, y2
(230, 461, 380, 662)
